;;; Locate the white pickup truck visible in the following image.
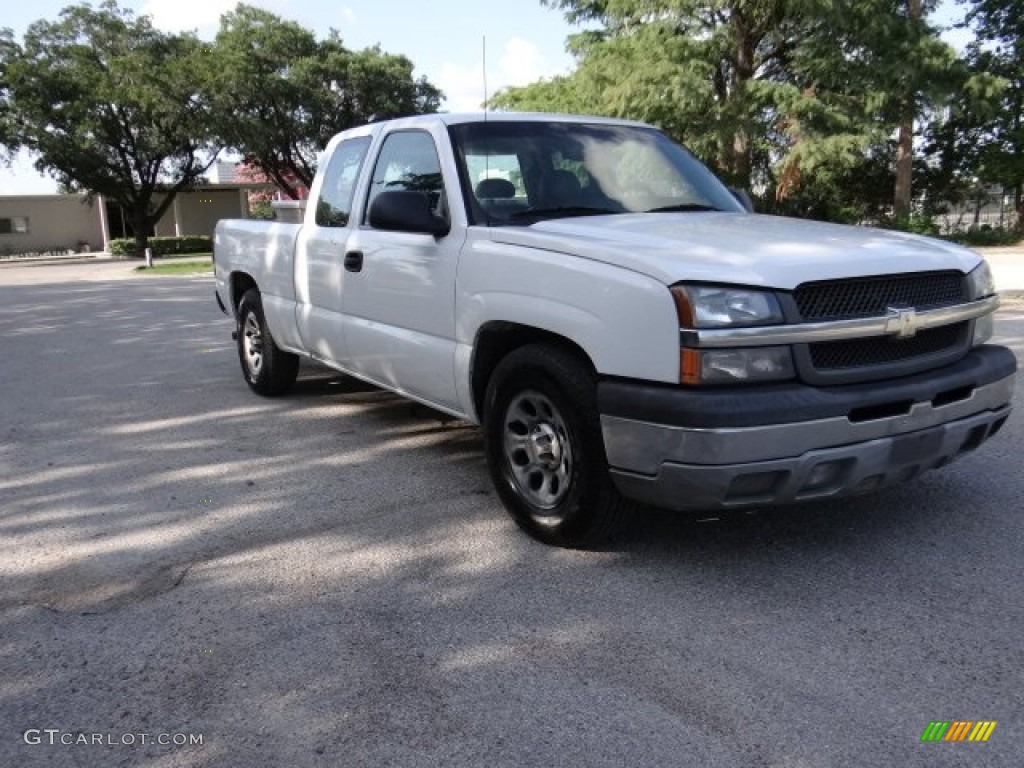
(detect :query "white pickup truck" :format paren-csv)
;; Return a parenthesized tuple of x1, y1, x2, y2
(214, 113, 1016, 547)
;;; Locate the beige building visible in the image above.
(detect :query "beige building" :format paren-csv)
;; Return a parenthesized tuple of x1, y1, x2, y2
(151, 187, 257, 240)
(0, 183, 271, 257)
(0, 194, 105, 255)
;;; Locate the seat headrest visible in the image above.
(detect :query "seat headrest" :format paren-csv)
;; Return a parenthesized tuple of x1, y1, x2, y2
(475, 178, 516, 199)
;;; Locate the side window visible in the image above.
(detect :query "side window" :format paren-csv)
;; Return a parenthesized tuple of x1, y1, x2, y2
(316, 136, 371, 227)
(365, 131, 446, 222)
(0, 217, 30, 234)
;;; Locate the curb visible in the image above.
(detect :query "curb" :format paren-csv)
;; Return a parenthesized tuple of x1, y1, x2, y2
(0, 255, 119, 269)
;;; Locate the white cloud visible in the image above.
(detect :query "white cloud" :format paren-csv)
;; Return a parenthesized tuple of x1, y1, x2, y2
(437, 37, 567, 113)
(498, 37, 552, 88)
(438, 60, 488, 113)
(339, 4, 356, 26)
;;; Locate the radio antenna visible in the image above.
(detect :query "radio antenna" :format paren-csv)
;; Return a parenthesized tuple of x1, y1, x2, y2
(482, 35, 488, 119)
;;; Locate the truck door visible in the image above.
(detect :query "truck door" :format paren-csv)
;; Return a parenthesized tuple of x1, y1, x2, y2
(294, 135, 373, 363)
(341, 127, 466, 411)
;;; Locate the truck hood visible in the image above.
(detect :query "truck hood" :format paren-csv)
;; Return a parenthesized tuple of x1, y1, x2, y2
(486, 213, 981, 289)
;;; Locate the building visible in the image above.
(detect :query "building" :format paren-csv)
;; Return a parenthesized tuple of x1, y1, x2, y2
(209, 161, 240, 184)
(0, 183, 274, 257)
(0, 195, 104, 255)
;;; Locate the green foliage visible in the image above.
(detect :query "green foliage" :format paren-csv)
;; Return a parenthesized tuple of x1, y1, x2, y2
(763, 147, 896, 224)
(495, 1, 807, 187)
(2, 2, 218, 254)
(0, 28, 17, 157)
(945, 227, 1022, 246)
(894, 213, 942, 236)
(960, 0, 1024, 214)
(109, 236, 211, 257)
(496, 0, 986, 222)
(247, 201, 274, 220)
(208, 5, 442, 198)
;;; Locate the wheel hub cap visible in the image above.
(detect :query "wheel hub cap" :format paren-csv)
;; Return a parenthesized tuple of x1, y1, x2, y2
(243, 313, 263, 375)
(526, 423, 562, 469)
(502, 391, 573, 511)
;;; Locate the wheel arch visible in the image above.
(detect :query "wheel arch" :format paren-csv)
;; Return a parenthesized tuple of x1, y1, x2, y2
(470, 322, 596, 426)
(229, 271, 259, 317)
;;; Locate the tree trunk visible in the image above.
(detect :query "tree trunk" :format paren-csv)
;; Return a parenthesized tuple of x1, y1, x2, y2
(730, 21, 756, 191)
(894, 113, 914, 221)
(131, 213, 151, 258)
(733, 131, 751, 189)
(894, 0, 923, 222)
(1016, 183, 1023, 233)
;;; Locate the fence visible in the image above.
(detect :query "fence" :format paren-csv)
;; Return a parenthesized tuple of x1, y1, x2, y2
(935, 209, 1019, 235)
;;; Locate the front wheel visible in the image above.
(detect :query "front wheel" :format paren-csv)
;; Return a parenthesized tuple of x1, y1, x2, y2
(236, 289, 299, 396)
(483, 344, 631, 548)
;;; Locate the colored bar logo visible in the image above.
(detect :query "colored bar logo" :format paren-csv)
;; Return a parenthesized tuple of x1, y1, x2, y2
(921, 721, 997, 742)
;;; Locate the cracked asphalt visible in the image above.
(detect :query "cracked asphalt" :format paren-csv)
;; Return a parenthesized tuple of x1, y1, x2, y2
(0, 262, 1022, 767)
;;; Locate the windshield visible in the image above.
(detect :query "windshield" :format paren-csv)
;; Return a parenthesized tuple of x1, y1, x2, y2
(449, 120, 744, 225)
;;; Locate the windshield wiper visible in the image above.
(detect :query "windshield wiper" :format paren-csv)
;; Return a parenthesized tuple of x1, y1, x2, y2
(511, 206, 621, 221)
(645, 203, 723, 213)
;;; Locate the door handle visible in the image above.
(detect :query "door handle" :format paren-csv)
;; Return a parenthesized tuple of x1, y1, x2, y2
(344, 250, 363, 272)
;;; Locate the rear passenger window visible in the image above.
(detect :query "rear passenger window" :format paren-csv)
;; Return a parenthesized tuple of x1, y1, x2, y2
(316, 136, 371, 227)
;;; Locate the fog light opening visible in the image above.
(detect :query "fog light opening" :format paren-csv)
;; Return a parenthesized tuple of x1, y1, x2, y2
(725, 470, 787, 502)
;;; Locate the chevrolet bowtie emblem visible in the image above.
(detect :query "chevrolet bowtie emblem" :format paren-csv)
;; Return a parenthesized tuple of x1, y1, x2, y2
(885, 306, 920, 338)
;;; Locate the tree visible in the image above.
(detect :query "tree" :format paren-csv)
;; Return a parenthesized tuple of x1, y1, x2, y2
(895, 0, 925, 220)
(209, 5, 442, 199)
(493, 0, 973, 223)
(962, 0, 1024, 224)
(0, 28, 18, 158)
(494, 1, 813, 189)
(792, 1, 977, 221)
(4, 2, 218, 256)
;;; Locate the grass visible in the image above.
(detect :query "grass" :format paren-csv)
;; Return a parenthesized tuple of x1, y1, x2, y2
(134, 254, 213, 275)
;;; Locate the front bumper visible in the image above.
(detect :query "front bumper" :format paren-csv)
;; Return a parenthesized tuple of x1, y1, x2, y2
(599, 345, 1016, 511)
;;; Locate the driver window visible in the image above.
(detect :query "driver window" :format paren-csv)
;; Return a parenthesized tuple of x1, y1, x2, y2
(365, 131, 447, 222)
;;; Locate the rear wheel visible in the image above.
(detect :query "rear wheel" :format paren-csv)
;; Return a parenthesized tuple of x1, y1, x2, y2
(236, 289, 299, 396)
(484, 343, 630, 547)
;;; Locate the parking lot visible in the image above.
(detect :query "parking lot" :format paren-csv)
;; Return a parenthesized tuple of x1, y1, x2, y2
(1, 262, 1022, 767)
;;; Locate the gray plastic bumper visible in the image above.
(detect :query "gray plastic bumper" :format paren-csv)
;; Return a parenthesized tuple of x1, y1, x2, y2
(602, 373, 1014, 511)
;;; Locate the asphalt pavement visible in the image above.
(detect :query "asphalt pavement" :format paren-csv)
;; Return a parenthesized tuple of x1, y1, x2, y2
(0, 260, 1022, 767)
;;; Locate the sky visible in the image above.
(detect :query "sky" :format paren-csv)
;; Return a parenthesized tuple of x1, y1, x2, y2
(1, 0, 972, 195)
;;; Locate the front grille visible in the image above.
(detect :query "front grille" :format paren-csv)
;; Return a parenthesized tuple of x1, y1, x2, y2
(792, 271, 971, 382)
(809, 322, 969, 370)
(794, 271, 966, 321)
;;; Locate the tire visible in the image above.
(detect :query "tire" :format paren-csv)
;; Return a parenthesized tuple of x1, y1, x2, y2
(483, 343, 631, 548)
(236, 288, 299, 396)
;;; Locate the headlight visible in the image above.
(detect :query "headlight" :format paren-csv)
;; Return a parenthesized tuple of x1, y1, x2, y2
(672, 284, 784, 328)
(967, 261, 996, 299)
(680, 346, 795, 384)
(967, 262, 997, 345)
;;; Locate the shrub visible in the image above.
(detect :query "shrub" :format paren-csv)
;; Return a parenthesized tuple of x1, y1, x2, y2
(884, 214, 940, 237)
(109, 236, 212, 257)
(945, 227, 1022, 247)
(248, 201, 274, 220)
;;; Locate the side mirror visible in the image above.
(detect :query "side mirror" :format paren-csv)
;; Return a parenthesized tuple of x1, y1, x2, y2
(367, 190, 450, 237)
(729, 187, 755, 213)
